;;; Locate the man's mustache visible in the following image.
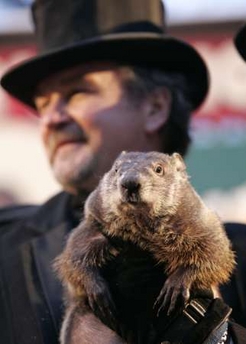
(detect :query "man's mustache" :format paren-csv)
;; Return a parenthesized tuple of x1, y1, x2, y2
(47, 126, 87, 159)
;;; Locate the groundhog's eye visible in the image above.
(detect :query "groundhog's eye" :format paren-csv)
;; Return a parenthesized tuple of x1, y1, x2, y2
(154, 164, 164, 175)
(114, 165, 119, 173)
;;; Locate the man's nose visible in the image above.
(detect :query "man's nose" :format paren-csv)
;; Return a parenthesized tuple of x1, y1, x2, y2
(40, 93, 70, 126)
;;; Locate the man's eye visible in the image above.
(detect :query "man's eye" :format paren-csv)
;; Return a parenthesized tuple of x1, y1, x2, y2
(34, 96, 50, 112)
(66, 90, 81, 101)
(67, 88, 93, 101)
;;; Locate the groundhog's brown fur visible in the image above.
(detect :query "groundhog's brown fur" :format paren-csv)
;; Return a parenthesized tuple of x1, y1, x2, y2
(55, 151, 235, 343)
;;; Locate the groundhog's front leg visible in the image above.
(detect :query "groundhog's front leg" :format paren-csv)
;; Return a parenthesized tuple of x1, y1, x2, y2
(154, 267, 192, 316)
(54, 219, 119, 324)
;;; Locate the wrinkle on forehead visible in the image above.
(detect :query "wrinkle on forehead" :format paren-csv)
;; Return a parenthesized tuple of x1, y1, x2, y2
(35, 61, 121, 96)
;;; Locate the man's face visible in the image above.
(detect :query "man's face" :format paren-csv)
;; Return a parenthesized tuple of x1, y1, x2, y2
(34, 62, 152, 194)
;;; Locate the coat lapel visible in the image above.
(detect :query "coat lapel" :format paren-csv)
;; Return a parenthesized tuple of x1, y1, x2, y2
(0, 191, 87, 344)
(31, 221, 70, 333)
(28, 192, 86, 338)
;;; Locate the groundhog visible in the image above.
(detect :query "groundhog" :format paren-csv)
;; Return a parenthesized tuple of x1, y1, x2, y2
(55, 151, 235, 343)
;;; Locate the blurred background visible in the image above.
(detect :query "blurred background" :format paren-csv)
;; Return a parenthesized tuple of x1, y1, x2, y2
(0, 0, 246, 222)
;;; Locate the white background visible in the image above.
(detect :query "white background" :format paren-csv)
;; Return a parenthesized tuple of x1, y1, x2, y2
(0, 0, 246, 34)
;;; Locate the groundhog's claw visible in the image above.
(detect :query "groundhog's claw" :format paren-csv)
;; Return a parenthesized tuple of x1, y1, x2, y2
(85, 276, 117, 326)
(154, 286, 176, 316)
(154, 275, 190, 316)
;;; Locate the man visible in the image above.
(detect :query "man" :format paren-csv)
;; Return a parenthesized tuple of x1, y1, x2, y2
(0, 0, 245, 343)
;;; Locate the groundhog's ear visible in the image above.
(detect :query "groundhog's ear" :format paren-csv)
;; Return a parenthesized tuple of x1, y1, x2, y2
(117, 151, 127, 159)
(171, 153, 186, 172)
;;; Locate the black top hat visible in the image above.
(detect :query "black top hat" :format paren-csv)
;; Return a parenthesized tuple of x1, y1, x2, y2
(235, 24, 246, 61)
(0, 0, 209, 110)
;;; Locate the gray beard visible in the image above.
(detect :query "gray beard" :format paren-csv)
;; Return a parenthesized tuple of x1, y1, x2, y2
(55, 156, 99, 194)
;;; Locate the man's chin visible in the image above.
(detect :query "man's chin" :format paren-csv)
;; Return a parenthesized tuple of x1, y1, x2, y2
(52, 159, 98, 193)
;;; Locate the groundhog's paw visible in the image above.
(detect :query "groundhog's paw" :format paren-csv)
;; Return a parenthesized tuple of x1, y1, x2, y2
(154, 276, 190, 316)
(85, 276, 117, 326)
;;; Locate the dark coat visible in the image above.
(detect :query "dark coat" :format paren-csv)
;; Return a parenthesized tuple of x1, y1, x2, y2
(0, 191, 245, 344)
(0, 192, 86, 344)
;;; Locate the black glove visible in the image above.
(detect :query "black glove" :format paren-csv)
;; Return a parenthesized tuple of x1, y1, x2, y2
(155, 290, 232, 344)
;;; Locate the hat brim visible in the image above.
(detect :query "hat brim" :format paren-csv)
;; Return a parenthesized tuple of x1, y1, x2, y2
(235, 24, 246, 61)
(1, 32, 209, 110)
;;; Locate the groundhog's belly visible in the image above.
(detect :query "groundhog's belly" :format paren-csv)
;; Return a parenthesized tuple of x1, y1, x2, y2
(101, 240, 166, 340)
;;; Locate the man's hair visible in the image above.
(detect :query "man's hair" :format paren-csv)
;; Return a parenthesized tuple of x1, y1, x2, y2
(118, 66, 193, 156)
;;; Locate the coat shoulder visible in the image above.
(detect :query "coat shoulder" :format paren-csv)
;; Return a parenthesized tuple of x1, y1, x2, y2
(0, 192, 71, 226)
(224, 222, 246, 257)
(0, 205, 39, 225)
(224, 222, 246, 240)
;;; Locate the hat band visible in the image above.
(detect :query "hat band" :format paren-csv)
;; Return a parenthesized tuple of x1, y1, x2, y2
(110, 21, 164, 35)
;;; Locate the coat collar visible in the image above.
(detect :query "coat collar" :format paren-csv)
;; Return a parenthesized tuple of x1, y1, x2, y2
(0, 191, 89, 343)
(29, 191, 89, 331)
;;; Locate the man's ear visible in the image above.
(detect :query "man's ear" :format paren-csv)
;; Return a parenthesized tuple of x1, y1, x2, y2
(143, 87, 171, 134)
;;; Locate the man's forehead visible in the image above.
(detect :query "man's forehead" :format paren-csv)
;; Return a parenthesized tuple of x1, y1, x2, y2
(35, 61, 121, 94)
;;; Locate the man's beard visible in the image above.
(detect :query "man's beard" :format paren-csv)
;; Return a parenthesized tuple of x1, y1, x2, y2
(53, 152, 99, 194)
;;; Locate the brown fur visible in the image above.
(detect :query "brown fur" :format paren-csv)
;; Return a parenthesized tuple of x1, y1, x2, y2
(55, 151, 235, 343)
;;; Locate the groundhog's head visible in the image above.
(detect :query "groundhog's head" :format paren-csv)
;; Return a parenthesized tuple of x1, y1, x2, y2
(99, 151, 189, 217)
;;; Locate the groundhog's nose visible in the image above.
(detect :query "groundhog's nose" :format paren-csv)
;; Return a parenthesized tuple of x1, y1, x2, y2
(120, 177, 140, 203)
(121, 178, 140, 192)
